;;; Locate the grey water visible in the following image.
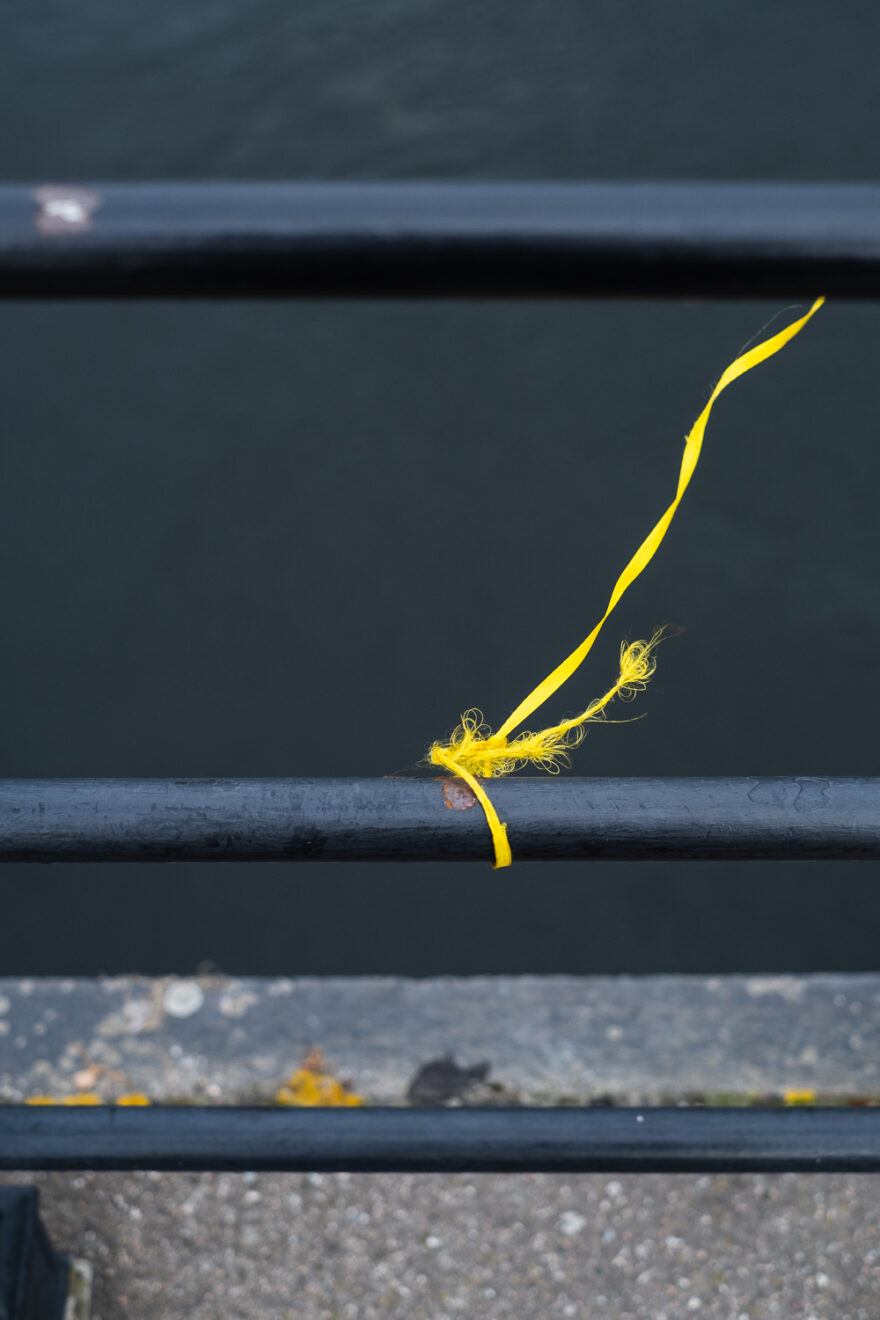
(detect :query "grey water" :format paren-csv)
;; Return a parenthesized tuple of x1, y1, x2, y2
(0, 0, 878, 975)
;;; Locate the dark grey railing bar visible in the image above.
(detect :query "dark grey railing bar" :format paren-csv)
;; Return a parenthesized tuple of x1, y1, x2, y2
(4, 1106, 880, 1174)
(0, 181, 876, 299)
(0, 778, 876, 863)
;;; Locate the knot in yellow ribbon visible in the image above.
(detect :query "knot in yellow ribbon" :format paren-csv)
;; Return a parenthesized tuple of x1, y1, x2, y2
(430, 299, 825, 868)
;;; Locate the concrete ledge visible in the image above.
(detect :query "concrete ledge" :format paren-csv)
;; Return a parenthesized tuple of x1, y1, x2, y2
(1, 974, 879, 1105)
(3, 976, 880, 1319)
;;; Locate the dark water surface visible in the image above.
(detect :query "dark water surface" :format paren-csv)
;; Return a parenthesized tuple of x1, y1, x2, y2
(0, 1, 879, 974)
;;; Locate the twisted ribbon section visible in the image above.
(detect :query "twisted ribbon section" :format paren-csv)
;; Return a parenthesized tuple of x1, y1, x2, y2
(430, 298, 825, 867)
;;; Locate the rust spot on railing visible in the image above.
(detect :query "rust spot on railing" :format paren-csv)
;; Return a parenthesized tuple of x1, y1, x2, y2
(441, 778, 477, 810)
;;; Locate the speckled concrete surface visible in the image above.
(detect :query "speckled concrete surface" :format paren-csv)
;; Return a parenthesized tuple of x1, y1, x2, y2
(1, 1168, 878, 1319)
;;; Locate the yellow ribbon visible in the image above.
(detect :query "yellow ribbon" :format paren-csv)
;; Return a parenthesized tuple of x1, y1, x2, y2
(430, 298, 824, 866)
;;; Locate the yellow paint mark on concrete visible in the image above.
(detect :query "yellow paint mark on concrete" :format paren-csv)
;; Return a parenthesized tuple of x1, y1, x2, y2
(276, 1048, 363, 1107)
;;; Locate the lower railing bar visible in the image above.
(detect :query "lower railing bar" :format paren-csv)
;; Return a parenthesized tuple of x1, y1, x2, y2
(3, 1107, 880, 1174)
(0, 777, 877, 862)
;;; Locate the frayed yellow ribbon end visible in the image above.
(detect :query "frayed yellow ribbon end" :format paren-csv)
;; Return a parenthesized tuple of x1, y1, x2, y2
(430, 632, 666, 868)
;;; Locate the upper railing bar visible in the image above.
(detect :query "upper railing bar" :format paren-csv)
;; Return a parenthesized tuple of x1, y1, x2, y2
(0, 778, 877, 863)
(2, 181, 879, 299)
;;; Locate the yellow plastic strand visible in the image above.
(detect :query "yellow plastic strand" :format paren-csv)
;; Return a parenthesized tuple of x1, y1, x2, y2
(430, 298, 824, 867)
(432, 744, 513, 869)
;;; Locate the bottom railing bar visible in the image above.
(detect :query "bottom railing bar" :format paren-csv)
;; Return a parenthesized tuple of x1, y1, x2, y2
(3, 1107, 880, 1174)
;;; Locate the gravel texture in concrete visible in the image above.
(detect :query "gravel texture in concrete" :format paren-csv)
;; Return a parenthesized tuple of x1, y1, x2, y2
(1, 1168, 878, 1320)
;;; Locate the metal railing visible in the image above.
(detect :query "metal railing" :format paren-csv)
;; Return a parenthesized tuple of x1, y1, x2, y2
(1, 181, 879, 300)
(6, 1107, 880, 1174)
(1, 177, 878, 1318)
(0, 777, 877, 863)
